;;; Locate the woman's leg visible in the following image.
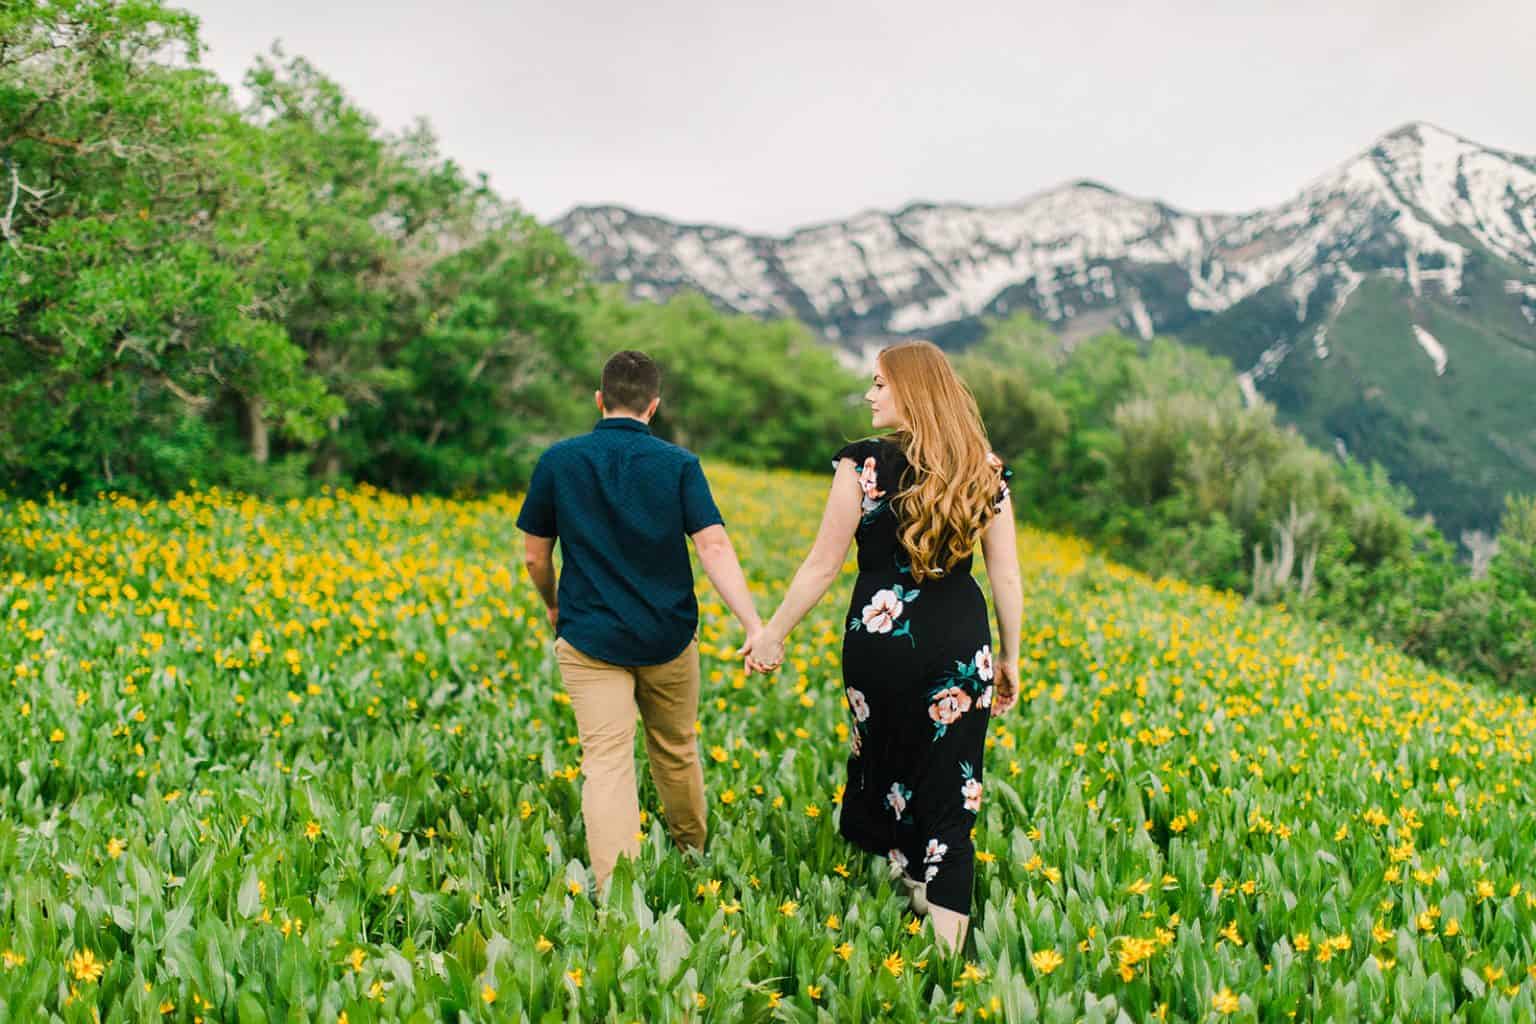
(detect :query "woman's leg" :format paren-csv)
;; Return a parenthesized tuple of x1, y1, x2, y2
(929, 906, 968, 954)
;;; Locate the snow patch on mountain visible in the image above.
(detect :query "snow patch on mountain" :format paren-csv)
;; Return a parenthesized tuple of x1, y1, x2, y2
(554, 123, 1536, 352)
(1288, 270, 1320, 322)
(1237, 372, 1260, 408)
(1312, 263, 1366, 361)
(1129, 295, 1154, 340)
(1506, 280, 1536, 325)
(1412, 325, 1448, 376)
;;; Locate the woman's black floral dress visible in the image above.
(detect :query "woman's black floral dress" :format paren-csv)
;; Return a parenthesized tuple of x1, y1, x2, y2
(833, 438, 1011, 914)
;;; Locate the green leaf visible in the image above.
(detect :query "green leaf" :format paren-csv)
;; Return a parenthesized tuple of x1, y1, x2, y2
(237, 868, 261, 919)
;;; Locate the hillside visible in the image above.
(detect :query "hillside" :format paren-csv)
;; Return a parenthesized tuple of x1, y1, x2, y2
(0, 465, 1533, 1019)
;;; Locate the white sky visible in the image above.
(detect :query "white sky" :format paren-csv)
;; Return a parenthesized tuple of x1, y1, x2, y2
(183, 0, 1536, 235)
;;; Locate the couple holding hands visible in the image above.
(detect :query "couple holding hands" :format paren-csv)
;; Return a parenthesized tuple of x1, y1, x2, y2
(518, 341, 1022, 952)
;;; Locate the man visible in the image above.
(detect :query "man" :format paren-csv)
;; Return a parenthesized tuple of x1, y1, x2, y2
(517, 350, 762, 891)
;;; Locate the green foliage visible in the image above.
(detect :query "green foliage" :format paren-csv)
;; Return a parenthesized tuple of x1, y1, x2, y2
(230, 51, 595, 493)
(1423, 496, 1536, 688)
(0, 2, 860, 498)
(1189, 265, 1536, 540)
(958, 315, 1421, 595)
(959, 314, 1536, 691)
(0, 4, 594, 498)
(338, 219, 595, 493)
(0, 2, 337, 494)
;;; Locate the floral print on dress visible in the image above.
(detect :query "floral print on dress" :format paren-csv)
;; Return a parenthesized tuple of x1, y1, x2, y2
(858, 456, 886, 514)
(960, 761, 983, 812)
(846, 687, 870, 722)
(922, 838, 948, 882)
(889, 848, 909, 876)
(923, 643, 999, 738)
(860, 589, 901, 633)
(849, 585, 919, 644)
(886, 782, 912, 821)
(928, 685, 973, 738)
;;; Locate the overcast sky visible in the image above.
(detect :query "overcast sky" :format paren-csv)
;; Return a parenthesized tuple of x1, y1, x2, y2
(184, 0, 1536, 235)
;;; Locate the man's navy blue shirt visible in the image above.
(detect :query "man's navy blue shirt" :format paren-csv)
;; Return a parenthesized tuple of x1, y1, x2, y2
(516, 417, 724, 666)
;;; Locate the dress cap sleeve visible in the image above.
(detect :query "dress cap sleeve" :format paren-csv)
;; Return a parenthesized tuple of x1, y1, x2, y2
(985, 451, 1013, 513)
(832, 438, 879, 471)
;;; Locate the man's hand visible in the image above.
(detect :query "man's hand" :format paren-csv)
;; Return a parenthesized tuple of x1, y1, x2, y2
(547, 605, 559, 630)
(991, 657, 1019, 717)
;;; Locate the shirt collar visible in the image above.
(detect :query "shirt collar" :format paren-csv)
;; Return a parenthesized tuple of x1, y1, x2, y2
(594, 416, 652, 434)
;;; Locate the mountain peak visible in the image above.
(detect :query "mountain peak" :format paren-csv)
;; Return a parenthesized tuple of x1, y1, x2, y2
(1380, 120, 1467, 147)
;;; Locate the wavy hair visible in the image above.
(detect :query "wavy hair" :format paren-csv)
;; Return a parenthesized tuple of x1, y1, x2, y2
(879, 340, 1003, 582)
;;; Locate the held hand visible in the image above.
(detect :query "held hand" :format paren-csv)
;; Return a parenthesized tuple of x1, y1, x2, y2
(547, 605, 559, 630)
(750, 635, 785, 674)
(738, 626, 785, 674)
(991, 657, 1019, 717)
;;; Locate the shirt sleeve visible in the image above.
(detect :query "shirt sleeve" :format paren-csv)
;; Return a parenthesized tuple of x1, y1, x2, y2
(515, 454, 558, 538)
(681, 457, 725, 534)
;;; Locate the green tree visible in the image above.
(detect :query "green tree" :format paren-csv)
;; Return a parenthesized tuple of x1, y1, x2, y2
(230, 48, 595, 492)
(346, 223, 593, 493)
(0, 0, 338, 495)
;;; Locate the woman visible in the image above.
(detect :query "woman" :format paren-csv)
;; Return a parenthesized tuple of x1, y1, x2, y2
(743, 339, 1024, 953)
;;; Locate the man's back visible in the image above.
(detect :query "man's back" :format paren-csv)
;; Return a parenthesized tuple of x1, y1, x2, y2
(516, 417, 723, 666)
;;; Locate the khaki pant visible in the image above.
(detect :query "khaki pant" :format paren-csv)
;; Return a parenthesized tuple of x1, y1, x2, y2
(554, 637, 707, 887)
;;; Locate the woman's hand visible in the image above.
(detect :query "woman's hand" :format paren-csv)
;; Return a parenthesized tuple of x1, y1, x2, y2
(739, 626, 785, 674)
(991, 656, 1019, 716)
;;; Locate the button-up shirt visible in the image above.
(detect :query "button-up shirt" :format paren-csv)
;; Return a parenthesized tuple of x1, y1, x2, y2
(516, 417, 724, 665)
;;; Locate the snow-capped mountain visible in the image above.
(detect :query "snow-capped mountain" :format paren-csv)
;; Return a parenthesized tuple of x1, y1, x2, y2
(554, 123, 1536, 535)
(557, 123, 1536, 350)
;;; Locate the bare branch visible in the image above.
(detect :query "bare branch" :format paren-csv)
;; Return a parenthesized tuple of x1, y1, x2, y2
(17, 131, 84, 153)
(157, 374, 212, 411)
(0, 161, 19, 251)
(0, 158, 50, 250)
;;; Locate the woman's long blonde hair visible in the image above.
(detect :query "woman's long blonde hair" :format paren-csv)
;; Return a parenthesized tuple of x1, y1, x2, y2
(880, 340, 1002, 582)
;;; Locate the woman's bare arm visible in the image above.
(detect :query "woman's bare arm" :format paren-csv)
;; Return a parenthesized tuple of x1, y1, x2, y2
(979, 493, 1023, 713)
(745, 460, 863, 668)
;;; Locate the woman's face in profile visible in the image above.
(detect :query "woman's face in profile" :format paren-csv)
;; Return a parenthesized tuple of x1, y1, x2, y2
(865, 365, 900, 430)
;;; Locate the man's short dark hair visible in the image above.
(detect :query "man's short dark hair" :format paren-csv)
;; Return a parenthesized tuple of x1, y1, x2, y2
(601, 350, 661, 414)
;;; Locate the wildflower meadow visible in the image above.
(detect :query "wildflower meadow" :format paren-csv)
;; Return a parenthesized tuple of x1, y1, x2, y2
(2, 464, 1534, 1022)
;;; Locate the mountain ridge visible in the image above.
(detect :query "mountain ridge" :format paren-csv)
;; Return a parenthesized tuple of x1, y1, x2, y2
(554, 122, 1536, 535)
